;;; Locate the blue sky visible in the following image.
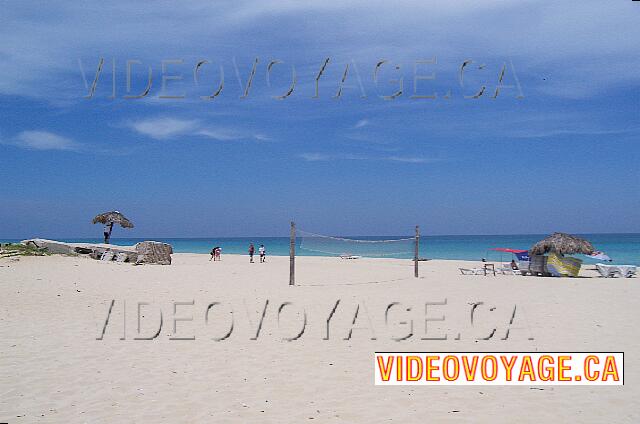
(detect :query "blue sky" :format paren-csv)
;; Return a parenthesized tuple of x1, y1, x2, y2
(1, 1, 639, 238)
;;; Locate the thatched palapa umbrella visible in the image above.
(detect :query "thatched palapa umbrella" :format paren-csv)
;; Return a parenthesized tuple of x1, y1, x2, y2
(530, 232, 595, 256)
(92, 211, 134, 244)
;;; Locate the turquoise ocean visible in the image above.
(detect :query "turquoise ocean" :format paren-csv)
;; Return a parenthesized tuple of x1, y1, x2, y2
(4, 234, 639, 265)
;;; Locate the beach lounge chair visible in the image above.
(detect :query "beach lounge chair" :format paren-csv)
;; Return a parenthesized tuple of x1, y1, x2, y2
(459, 267, 485, 275)
(115, 252, 129, 262)
(596, 263, 617, 278)
(497, 263, 523, 275)
(497, 266, 510, 275)
(497, 264, 512, 274)
(100, 250, 115, 261)
(596, 263, 637, 278)
(517, 261, 531, 275)
(621, 265, 637, 278)
(339, 253, 361, 260)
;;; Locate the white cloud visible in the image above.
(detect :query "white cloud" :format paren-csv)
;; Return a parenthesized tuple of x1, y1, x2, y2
(130, 118, 199, 140)
(353, 119, 370, 129)
(511, 128, 634, 139)
(8, 130, 81, 151)
(386, 156, 431, 163)
(129, 117, 268, 142)
(1, 0, 639, 100)
(253, 134, 272, 141)
(196, 129, 243, 141)
(299, 153, 332, 162)
(299, 152, 432, 163)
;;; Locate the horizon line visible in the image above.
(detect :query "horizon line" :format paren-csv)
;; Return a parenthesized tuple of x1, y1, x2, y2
(3, 231, 639, 241)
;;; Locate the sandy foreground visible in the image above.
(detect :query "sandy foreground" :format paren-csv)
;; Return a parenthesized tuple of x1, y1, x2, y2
(0, 253, 637, 423)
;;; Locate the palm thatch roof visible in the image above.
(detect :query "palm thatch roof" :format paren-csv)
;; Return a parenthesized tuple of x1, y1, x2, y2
(530, 232, 594, 256)
(92, 211, 134, 228)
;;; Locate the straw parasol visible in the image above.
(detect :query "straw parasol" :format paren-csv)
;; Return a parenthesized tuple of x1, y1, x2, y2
(530, 232, 594, 256)
(92, 211, 134, 228)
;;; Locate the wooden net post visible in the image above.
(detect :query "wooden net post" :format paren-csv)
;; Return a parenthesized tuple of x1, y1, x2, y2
(414, 225, 420, 278)
(289, 221, 296, 285)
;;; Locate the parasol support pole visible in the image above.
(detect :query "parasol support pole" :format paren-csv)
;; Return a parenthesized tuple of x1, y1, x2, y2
(289, 221, 296, 286)
(414, 225, 420, 278)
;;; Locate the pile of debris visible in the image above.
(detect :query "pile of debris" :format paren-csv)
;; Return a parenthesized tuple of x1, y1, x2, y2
(1, 242, 49, 259)
(20, 239, 173, 265)
(134, 241, 173, 265)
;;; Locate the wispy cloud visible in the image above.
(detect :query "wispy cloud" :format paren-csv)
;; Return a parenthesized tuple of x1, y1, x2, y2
(253, 134, 272, 142)
(299, 152, 433, 163)
(130, 118, 199, 140)
(3, 0, 640, 101)
(128, 117, 269, 142)
(2, 130, 82, 151)
(353, 119, 370, 129)
(299, 153, 332, 162)
(386, 156, 432, 163)
(511, 127, 636, 139)
(196, 128, 244, 141)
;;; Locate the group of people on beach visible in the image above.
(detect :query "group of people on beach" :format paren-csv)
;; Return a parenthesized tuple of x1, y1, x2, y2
(210, 246, 222, 261)
(210, 243, 266, 263)
(249, 243, 266, 263)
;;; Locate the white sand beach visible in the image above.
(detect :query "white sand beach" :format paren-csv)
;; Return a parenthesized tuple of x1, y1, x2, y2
(0, 253, 637, 423)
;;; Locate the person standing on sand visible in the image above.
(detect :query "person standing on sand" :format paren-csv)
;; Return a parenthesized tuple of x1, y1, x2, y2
(210, 246, 220, 261)
(259, 244, 266, 263)
(248, 243, 255, 263)
(103, 222, 113, 244)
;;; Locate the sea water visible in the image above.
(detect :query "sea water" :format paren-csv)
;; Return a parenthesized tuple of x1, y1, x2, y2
(4, 234, 638, 265)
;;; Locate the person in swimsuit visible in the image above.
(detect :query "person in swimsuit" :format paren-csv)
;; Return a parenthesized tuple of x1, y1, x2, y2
(248, 243, 255, 263)
(103, 222, 113, 244)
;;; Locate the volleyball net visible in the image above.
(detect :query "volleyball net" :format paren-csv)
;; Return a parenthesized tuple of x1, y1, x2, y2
(289, 223, 420, 285)
(298, 230, 415, 258)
